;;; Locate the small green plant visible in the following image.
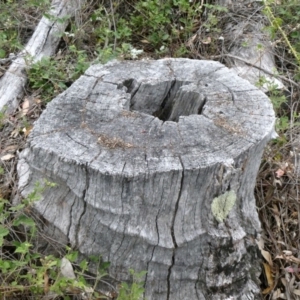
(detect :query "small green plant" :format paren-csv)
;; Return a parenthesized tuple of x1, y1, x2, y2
(78, 0, 201, 56)
(194, 3, 228, 57)
(263, 0, 300, 67)
(128, 0, 201, 51)
(27, 45, 90, 102)
(117, 269, 147, 300)
(263, 0, 300, 80)
(0, 0, 50, 57)
(0, 179, 147, 299)
(0, 180, 112, 299)
(202, 4, 228, 33)
(0, 107, 7, 129)
(256, 76, 286, 110)
(27, 57, 67, 102)
(256, 76, 290, 133)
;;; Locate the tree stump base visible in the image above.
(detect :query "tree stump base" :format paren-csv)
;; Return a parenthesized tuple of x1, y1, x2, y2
(18, 58, 275, 299)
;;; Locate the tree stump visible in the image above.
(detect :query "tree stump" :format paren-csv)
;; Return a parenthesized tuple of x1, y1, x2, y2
(18, 58, 275, 299)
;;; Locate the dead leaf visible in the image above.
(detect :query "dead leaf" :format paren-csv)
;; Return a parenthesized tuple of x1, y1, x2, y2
(60, 257, 76, 279)
(288, 273, 296, 292)
(261, 249, 274, 267)
(257, 237, 273, 267)
(289, 255, 300, 264)
(283, 250, 293, 256)
(44, 271, 49, 294)
(262, 263, 274, 294)
(293, 289, 300, 296)
(1, 153, 15, 161)
(277, 254, 300, 264)
(272, 204, 281, 229)
(273, 178, 282, 186)
(3, 144, 18, 152)
(272, 288, 285, 299)
(256, 236, 264, 249)
(22, 126, 33, 137)
(275, 168, 285, 178)
(84, 286, 94, 294)
(201, 37, 211, 44)
(263, 285, 274, 295)
(291, 211, 298, 218)
(281, 277, 287, 287)
(285, 266, 300, 273)
(21, 98, 30, 116)
(55, 49, 64, 60)
(10, 128, 19, 138)
(277, 241, 286, 247)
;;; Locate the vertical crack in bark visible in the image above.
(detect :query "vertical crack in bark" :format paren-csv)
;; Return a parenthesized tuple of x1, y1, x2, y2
(143, 153, 156, 296)
(195, 263, 203, 300)
(75, 164, 88, 248)
(109, 162, 138, 267)
(195, 252, 206, 300)
(198, 96, 207, 115)
(167, 156, 184, 300)
(108, 162, 126, 263)
(67, 190, 76, 242)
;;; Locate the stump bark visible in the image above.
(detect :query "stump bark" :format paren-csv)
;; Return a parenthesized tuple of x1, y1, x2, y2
(18, 58, 275, 299)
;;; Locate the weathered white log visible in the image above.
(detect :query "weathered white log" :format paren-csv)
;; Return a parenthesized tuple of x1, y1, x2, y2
(18, 58, 275, 299)
(216, 0, 284, 91)
(0, 0, 85, 113)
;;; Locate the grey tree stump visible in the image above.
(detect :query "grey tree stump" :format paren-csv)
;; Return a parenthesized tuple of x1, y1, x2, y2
(18, 58, 275, 299)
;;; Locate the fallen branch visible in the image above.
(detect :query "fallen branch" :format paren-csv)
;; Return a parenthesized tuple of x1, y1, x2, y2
(0, 0, 85, 114)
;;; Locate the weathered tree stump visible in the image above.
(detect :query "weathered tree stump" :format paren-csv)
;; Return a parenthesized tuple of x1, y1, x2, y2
(18, 58, 275, 299)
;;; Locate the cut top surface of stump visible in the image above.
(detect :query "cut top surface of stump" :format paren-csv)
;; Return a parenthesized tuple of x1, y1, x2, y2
(28, 58, 275, 176)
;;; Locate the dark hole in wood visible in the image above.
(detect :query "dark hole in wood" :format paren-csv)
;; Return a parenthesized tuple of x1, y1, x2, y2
(123, 79, 206, 123)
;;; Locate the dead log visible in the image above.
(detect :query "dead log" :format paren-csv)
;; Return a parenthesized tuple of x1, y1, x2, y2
(193, 0, 284, 91)
(0, 0, 85, 113)
(18, 58, 275, 299)
(221, 0, 284, 90)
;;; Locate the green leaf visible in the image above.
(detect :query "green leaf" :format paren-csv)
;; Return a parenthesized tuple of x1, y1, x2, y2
(0, 49, 6, 58)
(9, 203, 25, 211)
(0, 259, 11, 272)
(211, 190, 237, 223)
(0, 225, 9, 237)
(13, 215, 35, 227)
(14, 242, 32, 254)
(66, 250, 78, 262)
(79, 259, 88, 271)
